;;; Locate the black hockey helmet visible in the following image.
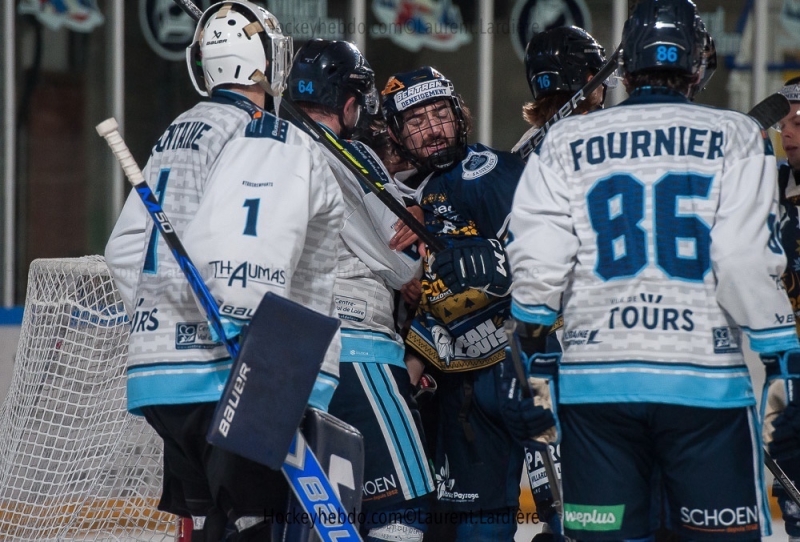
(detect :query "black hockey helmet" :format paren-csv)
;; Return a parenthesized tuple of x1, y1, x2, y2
(524, 26, 606, 100)
(381, 67, 468, 172)
(620, 0, 705, 78)
(287, 39, 379, 120)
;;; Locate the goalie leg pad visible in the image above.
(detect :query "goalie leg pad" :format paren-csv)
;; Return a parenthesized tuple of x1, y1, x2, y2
(207, 292, 341, 470)
(282, 407, 365, 542)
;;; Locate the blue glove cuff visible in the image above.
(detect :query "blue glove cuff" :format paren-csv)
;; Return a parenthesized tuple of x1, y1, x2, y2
(209, 315, 248, 343)
(308, 372, 339, 412)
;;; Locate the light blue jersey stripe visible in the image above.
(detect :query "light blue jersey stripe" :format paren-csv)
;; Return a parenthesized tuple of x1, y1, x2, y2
(741, 325, 800, 353)
(559, 361, 756, 407)
(511, 300, 558, 326)
(356, 364, 433, 499)
(747, 407, 772, 538)
(127, 359, 233, 414)
(340, 330, 405, 368)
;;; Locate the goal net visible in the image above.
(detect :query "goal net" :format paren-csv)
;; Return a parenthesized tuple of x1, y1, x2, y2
(0, 256, 176, 541)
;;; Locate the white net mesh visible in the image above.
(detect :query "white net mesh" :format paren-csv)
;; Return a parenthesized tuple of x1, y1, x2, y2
(0, 256, 176, 541)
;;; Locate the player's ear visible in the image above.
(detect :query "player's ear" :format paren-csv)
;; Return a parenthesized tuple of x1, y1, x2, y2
(343, 95, 361, 129)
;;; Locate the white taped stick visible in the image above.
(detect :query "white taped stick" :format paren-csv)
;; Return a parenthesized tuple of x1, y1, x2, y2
(96, 118, 145, 187)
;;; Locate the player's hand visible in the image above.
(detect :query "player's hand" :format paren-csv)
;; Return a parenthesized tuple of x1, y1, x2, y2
(499, 352, 559, 446)
(401, 278, 422, 306)
(389, 205, 424, 251)
(430, 237, 511, 296)
(761, 350, 800, 461)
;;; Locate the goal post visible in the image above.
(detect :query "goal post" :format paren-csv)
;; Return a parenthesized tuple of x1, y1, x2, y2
(0, 256, 176, 541)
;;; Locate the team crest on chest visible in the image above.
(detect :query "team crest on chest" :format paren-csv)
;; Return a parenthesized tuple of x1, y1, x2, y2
(461, 150, 498, 180)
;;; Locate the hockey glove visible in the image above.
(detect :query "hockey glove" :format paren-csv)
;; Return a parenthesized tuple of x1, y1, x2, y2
(430, 237, 512, 296)
(500, 322, 559, 446)
(761, 350, 800, 462)
(208, 315, 248, 343)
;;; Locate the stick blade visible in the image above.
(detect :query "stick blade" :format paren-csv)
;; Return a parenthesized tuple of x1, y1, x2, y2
(207, 292, 340, 469)
(747, 93, 790, 129)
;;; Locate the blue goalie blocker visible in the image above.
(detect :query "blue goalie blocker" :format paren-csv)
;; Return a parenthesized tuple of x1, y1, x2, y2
(207, 292, 341, 470)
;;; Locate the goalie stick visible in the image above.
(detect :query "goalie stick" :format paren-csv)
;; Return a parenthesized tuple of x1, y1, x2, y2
(96, 118, 361, 542)
(172, 0, 443, 253)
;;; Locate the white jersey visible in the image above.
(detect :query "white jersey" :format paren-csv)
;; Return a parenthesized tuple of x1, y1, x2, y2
(314, 127, 421, 363)
(105, 90, 344, 413)
(507, 90, 799, 408)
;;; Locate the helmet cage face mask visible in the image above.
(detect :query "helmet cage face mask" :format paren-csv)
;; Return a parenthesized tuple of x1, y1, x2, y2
(524, 26, 608, 100)
(186, 1, 292, 98)
(382, 68, 468, 172)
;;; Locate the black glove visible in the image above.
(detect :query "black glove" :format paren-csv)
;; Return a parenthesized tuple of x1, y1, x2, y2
(761, 350, 800, 462)
(430, 237, 511, 296)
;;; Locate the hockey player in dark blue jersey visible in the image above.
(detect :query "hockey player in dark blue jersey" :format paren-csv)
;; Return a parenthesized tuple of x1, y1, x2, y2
(382, 67, 557, 541)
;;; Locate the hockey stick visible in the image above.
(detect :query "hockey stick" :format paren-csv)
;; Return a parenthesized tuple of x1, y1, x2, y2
(747, 92, 790, 131)
(503, 320, 563, 539)
(515, 46, 622, 162)
(96, 118, 361, 542)
(765, 450, 800, 508)
(172, 0, 443, 253)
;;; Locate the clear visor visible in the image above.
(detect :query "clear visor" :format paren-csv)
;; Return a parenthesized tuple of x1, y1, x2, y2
(363, 84, 380, 116)
(266, 32, 293, 97)
(773, 109, 800, 133)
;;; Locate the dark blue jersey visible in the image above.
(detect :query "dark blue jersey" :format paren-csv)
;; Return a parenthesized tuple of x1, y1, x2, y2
(406, 144, 526, 372)
(779, 162, 800, 334)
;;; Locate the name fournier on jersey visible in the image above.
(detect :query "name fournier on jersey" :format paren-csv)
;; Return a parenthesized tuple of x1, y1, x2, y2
(569, 126, 724, 171)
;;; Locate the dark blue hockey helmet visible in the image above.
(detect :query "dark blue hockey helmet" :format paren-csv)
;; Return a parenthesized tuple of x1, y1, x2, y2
(288, 39, 379, 117)
(620, 0, 705, 78)
(524, 26, 607, 100)
(381, 67, 468, 172)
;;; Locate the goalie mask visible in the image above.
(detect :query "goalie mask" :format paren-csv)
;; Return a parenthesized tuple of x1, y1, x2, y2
(187, 0, 292, 98)
(620, 0, 705, 79)
(524, 26, 608, 100)
(381, 67, 468, 173)
(287, 39, 379, 138)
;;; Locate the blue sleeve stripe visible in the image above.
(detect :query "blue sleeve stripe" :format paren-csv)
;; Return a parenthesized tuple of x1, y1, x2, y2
(511, 300, 558, 325)
(740, 325, 800, 353)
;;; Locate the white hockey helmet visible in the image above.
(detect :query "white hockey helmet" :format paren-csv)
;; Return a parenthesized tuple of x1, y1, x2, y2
(186, 0, 292, 98)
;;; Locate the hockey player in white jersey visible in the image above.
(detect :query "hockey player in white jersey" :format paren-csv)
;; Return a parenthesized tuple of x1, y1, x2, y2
(507, 0, 798, 540)
(512, 26, 608, 155)
(286, 39, 433, 542)
(104, 2, 344, 541)
(765, 77, 800, 542)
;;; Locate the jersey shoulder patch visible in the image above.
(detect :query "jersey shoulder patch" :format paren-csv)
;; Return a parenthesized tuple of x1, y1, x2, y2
(461, 148, 498, 180)
(245, 114, 289, 142)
